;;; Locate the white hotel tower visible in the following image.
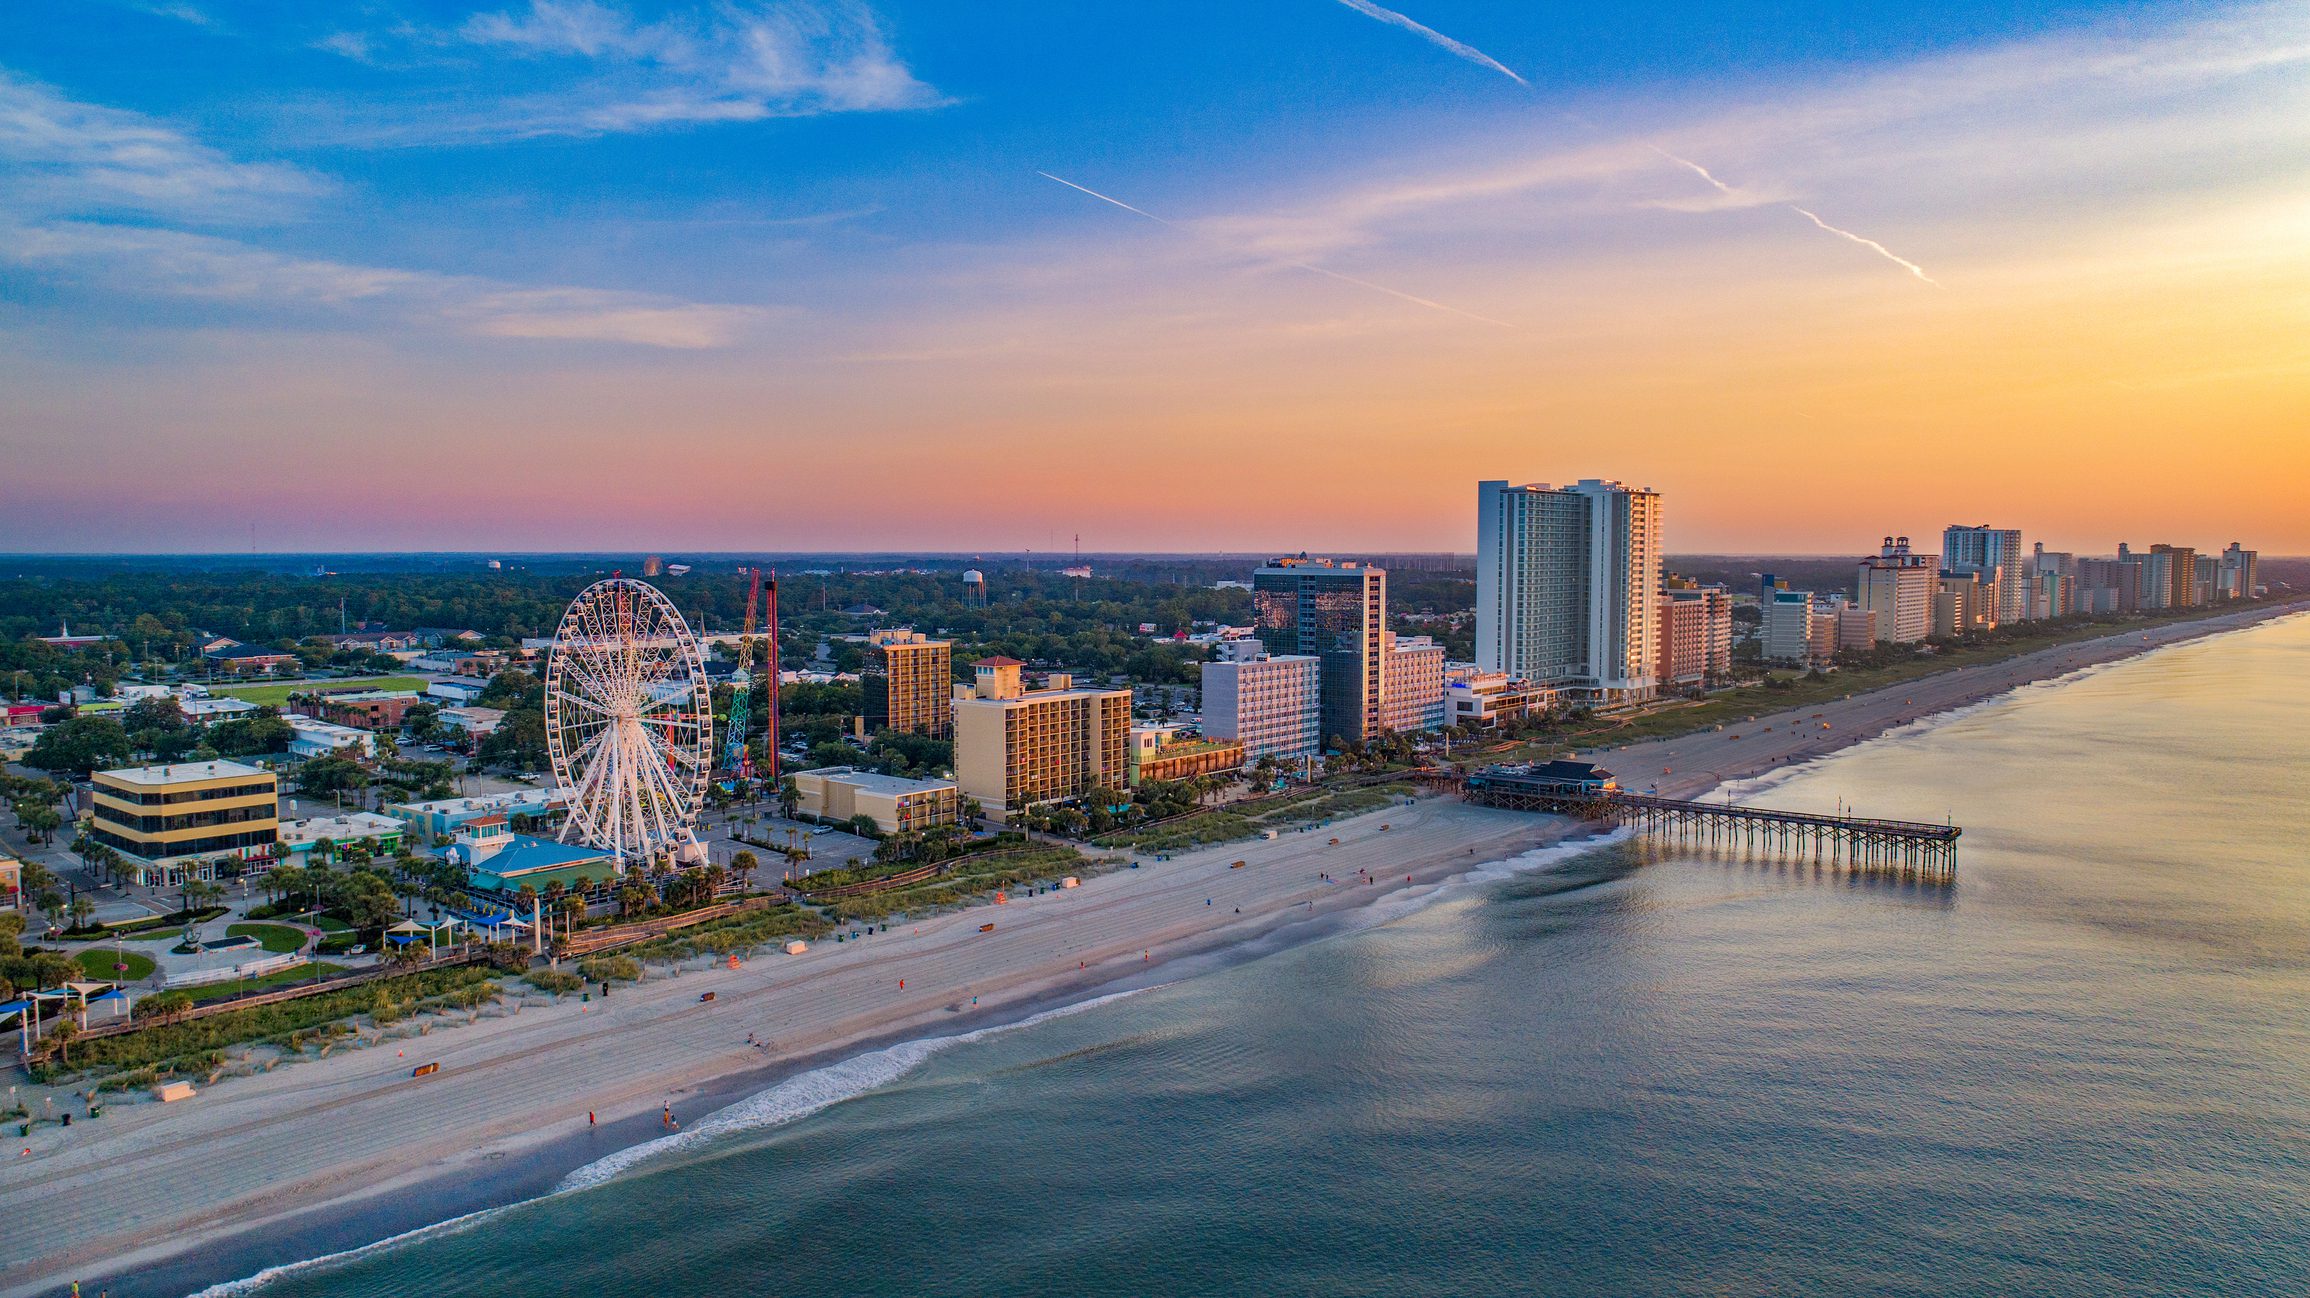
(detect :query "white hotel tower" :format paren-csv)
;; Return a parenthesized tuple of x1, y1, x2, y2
(1476, 478, 1663, 703)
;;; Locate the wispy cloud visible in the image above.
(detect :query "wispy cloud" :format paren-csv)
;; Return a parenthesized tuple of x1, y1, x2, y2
(317, 0, 943, 141)
(0, 68, 327, 221)
(1330, 0, 1528, 86)
(1037, 170, 1514, 329)
(0, 74, 773, 348)
(2, 220, 774, 347)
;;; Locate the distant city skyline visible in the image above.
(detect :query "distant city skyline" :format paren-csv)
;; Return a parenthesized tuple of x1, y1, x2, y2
(3, 2, 2306, 553)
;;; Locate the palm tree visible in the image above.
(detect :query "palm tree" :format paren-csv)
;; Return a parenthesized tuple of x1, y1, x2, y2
(66, 896, 96, 932)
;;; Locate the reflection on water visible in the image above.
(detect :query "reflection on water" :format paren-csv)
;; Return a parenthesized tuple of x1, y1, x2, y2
(224, 615, 2310, 1298)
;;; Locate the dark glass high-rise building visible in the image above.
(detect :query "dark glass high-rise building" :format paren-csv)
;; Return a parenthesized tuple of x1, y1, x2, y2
(1251, 557, 1386, 748)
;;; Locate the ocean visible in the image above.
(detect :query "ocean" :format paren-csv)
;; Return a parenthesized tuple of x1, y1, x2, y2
(206, 615, 2310, 1297)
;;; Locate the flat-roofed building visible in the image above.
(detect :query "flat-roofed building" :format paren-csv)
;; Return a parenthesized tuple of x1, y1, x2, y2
(1127, 725, 1246, 786)
(2218, 543, 2259, 600)
(0, 854, 20, 909)
(1943, 525, 2029, 623)
(1252, 557, 1388, 746)
(1445, 668, 1560, 729)
(1201, 653, 1320, 761)
(1656, 581, 1733, 688)
(1381, 633, 1447, 734)
(277, 811, 405, 865)
(952, 659, 1131, 818)
(792, 766, 961, 835)
(317, 691, 423, 730)
(1933, 571, 1998, 637)
(863, 630, 953, 737)
(89, 760, 279, 885)
(1476, 478, 1662, 704)
(385, 788, 569, 843)
(287, 716, 374, 759)
(1761, 589, 1817, 665)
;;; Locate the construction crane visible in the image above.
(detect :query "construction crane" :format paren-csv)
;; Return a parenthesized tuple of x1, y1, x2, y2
(722, 568, 762, 776)
(761, 569, 779, 789)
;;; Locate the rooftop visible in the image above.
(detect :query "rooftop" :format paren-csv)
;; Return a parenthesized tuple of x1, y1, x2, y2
(801, 766, 957, 796)
(97, 760, 271, 786)
(973, 656, 1023, 667)
(455, 833, 618, 880)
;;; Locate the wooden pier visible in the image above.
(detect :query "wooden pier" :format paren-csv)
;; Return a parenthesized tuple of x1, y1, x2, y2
(1460, 766, 1959, 881)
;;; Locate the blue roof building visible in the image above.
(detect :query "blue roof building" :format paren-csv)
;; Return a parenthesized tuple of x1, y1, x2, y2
(446, 820, 620, 895)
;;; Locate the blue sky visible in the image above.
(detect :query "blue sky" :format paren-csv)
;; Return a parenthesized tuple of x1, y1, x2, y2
(3, 1, 2305, 553)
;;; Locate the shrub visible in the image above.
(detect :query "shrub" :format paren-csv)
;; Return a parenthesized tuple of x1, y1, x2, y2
(578, 955, 641, 984)
(524, 968, 584, 995)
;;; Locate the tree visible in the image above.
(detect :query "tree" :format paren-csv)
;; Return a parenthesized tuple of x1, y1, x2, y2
(16, 803, 62, 844)
(776, 777, 800, 819)
(122, 695, 189, 736)
(297, 755, 370, 797)
(846, 813, 881, 839)
(25, 716, 132, 778)
(479, 707, 548, 771)
(207, 708, 294, 757)
(730, 849, 758, 887)
(66, 896, 95, 931)
(404, 701, 442, 744)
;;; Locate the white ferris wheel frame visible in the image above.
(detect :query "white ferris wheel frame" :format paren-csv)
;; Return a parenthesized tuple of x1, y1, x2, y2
(544, 577, 713, 864)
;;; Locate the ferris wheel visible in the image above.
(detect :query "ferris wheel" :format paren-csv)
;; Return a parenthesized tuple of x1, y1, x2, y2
(544, 577, 713, 865)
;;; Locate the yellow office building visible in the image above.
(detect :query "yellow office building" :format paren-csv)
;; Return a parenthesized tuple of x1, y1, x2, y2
(952, 659, 1131, 818)
(89, 760, 280, 885)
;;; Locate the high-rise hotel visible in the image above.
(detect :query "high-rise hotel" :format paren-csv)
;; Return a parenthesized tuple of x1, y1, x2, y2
(1475, 478, 1662, 703)
(1251, 557, 1388, 747)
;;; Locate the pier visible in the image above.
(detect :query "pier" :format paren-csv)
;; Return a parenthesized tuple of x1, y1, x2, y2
(1459, 763, 1960, 880)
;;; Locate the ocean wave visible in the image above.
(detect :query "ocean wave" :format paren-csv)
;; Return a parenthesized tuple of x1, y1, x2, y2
(555, 985, 1154, 1193)
(186, 987, 1156, 1296)
(183, 1201, 522, 1298)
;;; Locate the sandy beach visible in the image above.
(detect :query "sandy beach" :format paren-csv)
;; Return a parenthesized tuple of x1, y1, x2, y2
(2, 600, 2297, 1298)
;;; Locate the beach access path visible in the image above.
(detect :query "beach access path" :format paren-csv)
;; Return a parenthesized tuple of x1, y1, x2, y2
(4, 600, 2298, 1298)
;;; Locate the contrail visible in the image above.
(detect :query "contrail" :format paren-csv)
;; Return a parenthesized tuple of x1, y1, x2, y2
(1787, 206, 1940, 287)
(1645, 144, 1736, 197)
(1332, 0, 1528, 86)
(1037, 170, 1514, 329)
(1647, 147, 1941, 287)
(1035, 172, 1174, 226)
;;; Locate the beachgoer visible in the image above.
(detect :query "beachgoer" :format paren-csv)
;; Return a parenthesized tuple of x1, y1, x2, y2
(588, 1111, 596, 1126)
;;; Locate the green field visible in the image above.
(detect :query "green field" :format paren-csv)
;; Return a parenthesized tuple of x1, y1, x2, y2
(74, 948, 157, 981)
(201, 676, 427, 706)
(228, 922, 309, 953)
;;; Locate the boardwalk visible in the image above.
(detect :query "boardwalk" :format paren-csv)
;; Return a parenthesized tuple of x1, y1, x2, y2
(1461, 767, 1960, 881)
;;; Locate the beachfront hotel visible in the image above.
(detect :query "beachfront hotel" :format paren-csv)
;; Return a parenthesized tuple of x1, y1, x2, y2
(1251, 557, 1389, 746)
(1856, 537, 1937, 643)
(952, 658, 1132, 819)
(863, 629, 954, 737)
(1201, 652, 1322, 761)
(1657, 580, 1734, 687)
(1381, 633, 1447, 733)
(87, 760, 280, 886)
(1476, 478, 1663, 704)
(1943, 525, 2030, 624)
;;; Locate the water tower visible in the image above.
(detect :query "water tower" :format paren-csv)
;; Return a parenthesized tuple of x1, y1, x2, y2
(962, 568, 986, 605)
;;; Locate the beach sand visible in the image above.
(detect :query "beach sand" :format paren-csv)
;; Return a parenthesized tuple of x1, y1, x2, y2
(2, 600, 2296, 1298)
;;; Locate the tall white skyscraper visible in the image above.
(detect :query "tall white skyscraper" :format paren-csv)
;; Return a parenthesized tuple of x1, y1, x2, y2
(1476, 478, 1662, 701)
(1942, 525, 2028, 624)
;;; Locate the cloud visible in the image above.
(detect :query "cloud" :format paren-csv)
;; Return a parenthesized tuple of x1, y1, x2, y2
(1646, 144, 1936, 284)
(1330, 0, 1528, 86)
(3, 220, 772, 348)
(319, 0, 943, 140)
(0, 67, 328, 221)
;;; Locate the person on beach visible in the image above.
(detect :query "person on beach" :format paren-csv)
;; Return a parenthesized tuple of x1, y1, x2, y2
(588, 1111, 596, 1126)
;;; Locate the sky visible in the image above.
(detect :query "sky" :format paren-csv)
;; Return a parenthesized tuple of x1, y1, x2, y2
(1, 0, 2306, 555)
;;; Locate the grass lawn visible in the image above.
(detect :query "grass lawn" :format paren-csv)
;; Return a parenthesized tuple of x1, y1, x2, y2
(1096, 782, 1415, 854)
(201, 676, 427, 706)
(74, 948, 157, 980)
(186, 961, 351, 1003)
(228, 922, 308, 953)
(314, 915, 352, 933)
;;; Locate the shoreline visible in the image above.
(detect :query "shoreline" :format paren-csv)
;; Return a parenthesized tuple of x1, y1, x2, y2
(6, 601, 2299, 1298)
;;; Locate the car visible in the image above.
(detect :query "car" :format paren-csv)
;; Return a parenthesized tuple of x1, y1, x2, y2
(812, 825, 834, 836)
